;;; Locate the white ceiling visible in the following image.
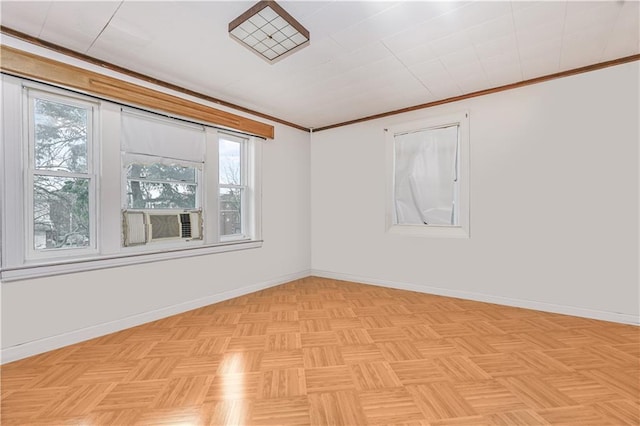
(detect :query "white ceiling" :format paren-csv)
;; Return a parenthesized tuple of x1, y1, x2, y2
(1, 1, 638, 129)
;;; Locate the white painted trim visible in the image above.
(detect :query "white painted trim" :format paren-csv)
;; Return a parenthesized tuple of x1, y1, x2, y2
(0, 269, 310, 364)
(0, 240, 263, 282)
(311, 269, 640, 326)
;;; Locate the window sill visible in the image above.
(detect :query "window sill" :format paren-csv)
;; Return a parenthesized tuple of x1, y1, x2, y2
(387, 224, 469, 239)
(0, 240, 263, 282)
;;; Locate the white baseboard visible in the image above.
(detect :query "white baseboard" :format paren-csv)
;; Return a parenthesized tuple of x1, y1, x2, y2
(1, 270, 310, 364)
(311, 269, 640, 326)
(4, 267, 637, 364)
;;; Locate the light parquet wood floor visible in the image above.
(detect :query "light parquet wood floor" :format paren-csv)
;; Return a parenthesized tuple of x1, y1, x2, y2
(1, 277, 639, 425)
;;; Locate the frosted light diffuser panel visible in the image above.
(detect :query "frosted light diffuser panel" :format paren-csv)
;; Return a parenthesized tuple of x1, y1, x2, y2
(229, 0, 310, 63)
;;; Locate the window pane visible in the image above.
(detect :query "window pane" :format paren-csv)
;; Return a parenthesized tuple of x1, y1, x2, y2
(127, 180, 197, 209)
(220, 187, 242, 236)
(34, 98, 88, 173)
(127, 163, 196, 183)
(394, 125, 459, 226)
(34, 175, 90, 250)
(219, 138, 241, 185)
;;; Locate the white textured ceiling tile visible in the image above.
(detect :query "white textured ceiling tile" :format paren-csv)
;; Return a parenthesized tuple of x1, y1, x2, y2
(565, 1, 618, 17)
(438, 47, 480, 70)
(485, 66, 522, 87)
(480, 50, 521, 72)
(603, 1, 640, 59)
(330, 1, 450, 52)
(302, 1, 395, 40)
(382, 7, 469, 55)
(366, 79, 432, 103)
(89, 15, 153, 60)
(516, 19, 564, 46)
(330, 42, 393, 74)
(408, 58, 449, 77)
(278, 1, 338, 21)
(272, 36, 344, 72)
(560, 29, 609, 70)
(393, 43, 438, 67)
(383, 1, 468, 54)
(474, 34, 518, 59)
(603, 35, 640, 61)
(465, 14, 515, 46)
(520, 55, 560, 80)
(455, 74, 492, 94)
(0, 1, 51, 36)
(559, 48, 603, 72)
(513, 1, 567, 32)
(428, 31, 473, 57)
(563, 22, 615, 50)
(518, 37, 562, 60)
(419, 75, 463, 99)
(510, 1, 540, 12)
(40, 1, 122, 52)
(563, 1, 622, 36)
(619, 0, 640, 22)
(382, 25, 428, 54)
(455, 1, 512, 29)
(447, 61, 486, 83)
(345, 56, 408, 84)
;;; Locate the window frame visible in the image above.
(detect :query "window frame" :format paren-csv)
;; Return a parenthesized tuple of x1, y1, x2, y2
(25, 88, 100, 260)
(0, 75, 264, 282)
(218, 132, 250, 242)
(385, 111, 470, 238)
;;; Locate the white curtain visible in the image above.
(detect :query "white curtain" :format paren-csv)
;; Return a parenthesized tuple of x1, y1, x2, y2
(121, 109, 206, 164)
(394, 125, 459, 225)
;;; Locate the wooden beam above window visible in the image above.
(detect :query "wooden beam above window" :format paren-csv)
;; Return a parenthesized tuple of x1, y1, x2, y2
(0, 45, 275, 139)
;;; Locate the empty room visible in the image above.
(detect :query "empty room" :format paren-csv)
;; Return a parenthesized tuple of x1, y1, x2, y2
(1, 0, 638, 424)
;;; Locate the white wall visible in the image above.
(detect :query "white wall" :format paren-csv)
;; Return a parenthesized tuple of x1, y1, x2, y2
(1, 37, 637, 364)
(2, 122, 310, 348)
(0, 38, 311, 359)
(311, 62, 639, 323)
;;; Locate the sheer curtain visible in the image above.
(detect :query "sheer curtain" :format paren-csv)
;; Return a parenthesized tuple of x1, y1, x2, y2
(394, 125, 459, 225)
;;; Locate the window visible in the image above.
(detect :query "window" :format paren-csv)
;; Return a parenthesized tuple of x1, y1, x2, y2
(27, 90, 98, 258)
(219, 134, 247, 239)
(386, 111, 469, 238)
(125, 163, 198, 210)
(120, 110, 206, 248)
(1, 76, 263, 281)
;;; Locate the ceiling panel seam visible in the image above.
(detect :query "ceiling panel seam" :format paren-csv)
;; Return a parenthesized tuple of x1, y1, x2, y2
(87, 0, 125, 53)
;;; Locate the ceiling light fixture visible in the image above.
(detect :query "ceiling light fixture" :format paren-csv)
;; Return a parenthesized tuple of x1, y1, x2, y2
(229, 0, 310, 64)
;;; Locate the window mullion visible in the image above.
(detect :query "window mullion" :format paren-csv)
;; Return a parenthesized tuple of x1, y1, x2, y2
(204, 127, 220, 243)
(32, 170, 91, 179)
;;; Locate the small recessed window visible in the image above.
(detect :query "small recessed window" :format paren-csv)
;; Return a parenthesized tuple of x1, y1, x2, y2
(386, 111, 470, 238)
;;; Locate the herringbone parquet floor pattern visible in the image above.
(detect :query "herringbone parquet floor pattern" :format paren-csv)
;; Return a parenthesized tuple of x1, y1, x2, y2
(1, 277, 639, 425)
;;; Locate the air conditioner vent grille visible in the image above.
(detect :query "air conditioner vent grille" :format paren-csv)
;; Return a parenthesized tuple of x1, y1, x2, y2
(180, 213, 192, 238)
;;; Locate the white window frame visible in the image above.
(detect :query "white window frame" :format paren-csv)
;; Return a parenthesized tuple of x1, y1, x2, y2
(24, 89, 100, 260)
(385, 111, 470, 238)
(218, 132, 250, 242)
(0, 75, 263, 282)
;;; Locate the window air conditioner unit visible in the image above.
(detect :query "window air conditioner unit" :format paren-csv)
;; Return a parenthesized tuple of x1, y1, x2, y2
(122, 210, 202, 246)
